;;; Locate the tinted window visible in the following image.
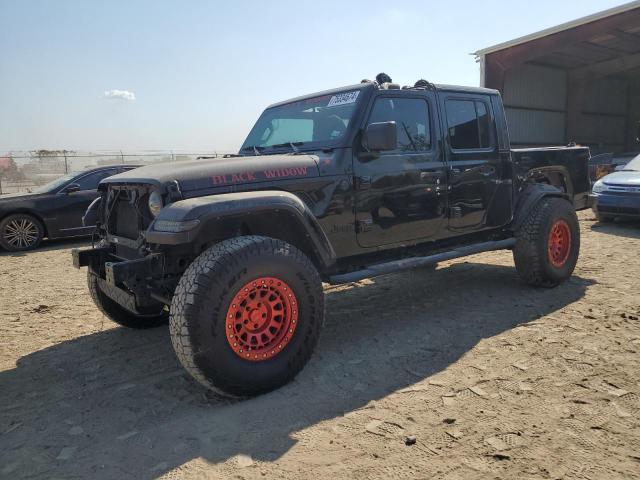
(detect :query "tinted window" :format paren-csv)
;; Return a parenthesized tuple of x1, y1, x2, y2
(75, 169, 117, 190)
(368, 98, 431, 152)
(445, 99, 493, 150)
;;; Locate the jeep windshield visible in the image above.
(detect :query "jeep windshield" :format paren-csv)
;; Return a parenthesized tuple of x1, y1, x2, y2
(241, 89, 363, 153)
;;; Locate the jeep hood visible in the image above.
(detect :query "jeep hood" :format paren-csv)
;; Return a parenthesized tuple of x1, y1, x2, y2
(100, 154, 320, 192)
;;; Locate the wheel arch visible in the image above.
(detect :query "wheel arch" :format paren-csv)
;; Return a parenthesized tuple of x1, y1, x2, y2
(146, 190, 336, 272)
(511, 183, 572, 232)
(0, 209, 49, 237)
(525, 166, 574, 197)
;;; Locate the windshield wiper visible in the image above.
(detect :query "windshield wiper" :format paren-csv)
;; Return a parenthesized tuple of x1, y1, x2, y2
(269, 142, 305, 152)
(241, 145, 265, 155)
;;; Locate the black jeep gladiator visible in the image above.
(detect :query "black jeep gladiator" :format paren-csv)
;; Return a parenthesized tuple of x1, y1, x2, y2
(73, 75, 590, 397)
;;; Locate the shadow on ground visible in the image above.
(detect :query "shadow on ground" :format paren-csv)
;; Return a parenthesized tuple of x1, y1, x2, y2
(590, 218, 640, 239)
(0, 262, 593, 479)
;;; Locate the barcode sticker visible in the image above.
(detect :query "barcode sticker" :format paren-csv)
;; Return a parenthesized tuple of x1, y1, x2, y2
(327, 91, 360, 107)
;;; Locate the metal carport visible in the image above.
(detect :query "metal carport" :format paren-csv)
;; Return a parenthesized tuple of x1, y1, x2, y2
(475, 1, 640, 154)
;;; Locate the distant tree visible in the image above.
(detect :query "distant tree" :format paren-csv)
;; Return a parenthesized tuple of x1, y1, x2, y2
(0, 156, 22, 181)
(30, 149, 75, 173)
(0, 156, 25, 193)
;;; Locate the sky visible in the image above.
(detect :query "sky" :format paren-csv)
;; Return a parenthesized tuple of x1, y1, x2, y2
(0, 0, 631, 153)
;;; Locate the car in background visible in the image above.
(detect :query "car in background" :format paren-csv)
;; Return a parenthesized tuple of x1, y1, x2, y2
(588, 152, 639, 182)
(589, 153, 615, 182)
(0, 165, 139, 251)
(591, 154, 640, 222)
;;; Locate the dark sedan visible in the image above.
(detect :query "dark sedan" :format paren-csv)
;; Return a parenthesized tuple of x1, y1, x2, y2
(590, 154, 640, 222)
(0, 165, 139, 251)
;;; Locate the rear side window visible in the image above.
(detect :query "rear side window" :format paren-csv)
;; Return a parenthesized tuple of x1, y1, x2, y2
(445, 99, 493, 150)
(368, 98, 431, 152)
(75, 169, 118, 190)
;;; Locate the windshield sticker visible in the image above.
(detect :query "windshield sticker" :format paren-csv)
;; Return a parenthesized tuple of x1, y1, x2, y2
(327, 91, 360, 107)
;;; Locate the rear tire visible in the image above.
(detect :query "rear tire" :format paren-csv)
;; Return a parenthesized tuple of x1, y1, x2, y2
(169, 236, 324, 398)
(0, 213, 44, 251)
(513, 198, 580, 287)
(87, 272, 168, 328)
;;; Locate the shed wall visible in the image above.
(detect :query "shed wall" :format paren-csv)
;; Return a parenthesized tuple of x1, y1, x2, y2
(502, 64, 567, 146)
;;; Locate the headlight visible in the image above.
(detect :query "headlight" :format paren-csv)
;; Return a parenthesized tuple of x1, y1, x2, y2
(148, 191, 164, 217)
(592, 180, 606, 194)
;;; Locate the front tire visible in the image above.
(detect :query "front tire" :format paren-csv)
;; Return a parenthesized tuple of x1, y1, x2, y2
(87, 272, 168, 328)
(0, 213, 44, 251)
(169, 236, 324, 398)
(513, 198, 580, 287)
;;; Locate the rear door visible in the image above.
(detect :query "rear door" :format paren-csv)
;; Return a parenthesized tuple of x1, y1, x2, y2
(439, 94, 511, 232)
(354, 92, 447, 247)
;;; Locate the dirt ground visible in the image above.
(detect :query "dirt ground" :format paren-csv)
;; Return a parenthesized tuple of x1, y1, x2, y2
(1, 210, 639, 480)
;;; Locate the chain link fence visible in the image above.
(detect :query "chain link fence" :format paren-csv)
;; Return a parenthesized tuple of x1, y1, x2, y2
(0, 150, 234, 195)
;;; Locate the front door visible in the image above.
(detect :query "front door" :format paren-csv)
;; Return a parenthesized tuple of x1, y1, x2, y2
(354, 93, 447, 247)
(51, 168, 118, 236)
(439, 94, 510, 232)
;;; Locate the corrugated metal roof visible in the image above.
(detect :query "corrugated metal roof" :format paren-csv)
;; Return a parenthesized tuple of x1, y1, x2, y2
(475, 1, 640, 57)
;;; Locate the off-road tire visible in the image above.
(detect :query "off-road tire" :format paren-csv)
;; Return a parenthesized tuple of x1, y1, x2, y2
(87, 272, 168, 328)
(0, 213, 44, 251)
(169, 236, 324, 398)
(513, 197, 580, 287)
(596, 212, 614, 223)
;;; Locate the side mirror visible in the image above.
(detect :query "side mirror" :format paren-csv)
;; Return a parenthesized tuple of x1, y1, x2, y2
(83, 197, 101, 226)
(64, 183, 81, 194)
(363, 121, 397, 153)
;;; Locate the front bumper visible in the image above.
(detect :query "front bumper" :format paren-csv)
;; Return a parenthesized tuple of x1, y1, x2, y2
(590, 193, 640, 218)
(72, 247, 168, 311)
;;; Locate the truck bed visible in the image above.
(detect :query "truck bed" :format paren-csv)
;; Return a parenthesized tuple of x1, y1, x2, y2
(511, 146, 591, 210)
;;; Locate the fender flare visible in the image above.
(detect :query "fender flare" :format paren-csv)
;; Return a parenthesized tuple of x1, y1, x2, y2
(511, 183, 572, 232)
(145, 190, 336, 269)
(525, 165, 574, 196)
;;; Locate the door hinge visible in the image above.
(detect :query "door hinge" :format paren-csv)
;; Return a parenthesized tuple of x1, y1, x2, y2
(449, 206, 462, 218)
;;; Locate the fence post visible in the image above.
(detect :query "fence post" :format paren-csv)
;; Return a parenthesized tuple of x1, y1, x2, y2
(63, 152, 68, 173)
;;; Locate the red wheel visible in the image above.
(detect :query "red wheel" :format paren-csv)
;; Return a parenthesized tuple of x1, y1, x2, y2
(514, 198, 580, 287)
(169, 236, 324, 397)
(225, 277, 299, 361)
(547, 219, 571, 267)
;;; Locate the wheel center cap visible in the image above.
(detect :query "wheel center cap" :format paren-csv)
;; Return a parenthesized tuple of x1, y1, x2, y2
(249, 308, 265, 325)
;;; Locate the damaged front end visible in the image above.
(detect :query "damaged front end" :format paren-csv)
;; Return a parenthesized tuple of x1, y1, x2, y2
(72, 182, 185, 313)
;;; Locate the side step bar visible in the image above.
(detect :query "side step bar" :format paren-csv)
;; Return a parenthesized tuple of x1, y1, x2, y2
(328, 238, 516, 285)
